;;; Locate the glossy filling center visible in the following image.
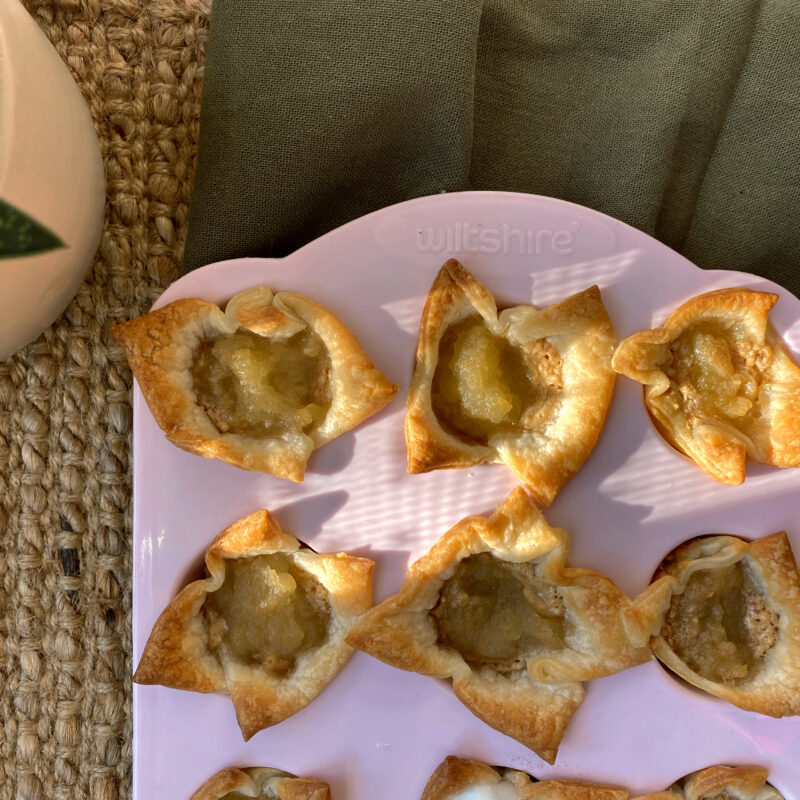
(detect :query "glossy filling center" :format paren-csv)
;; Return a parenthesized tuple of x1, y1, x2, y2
(432, 316, 562, 444)
(191, 328, 332, 437)
(431, 553, 565, 672)
(662, 561, 778, 684)
(205, 553, 331, 677)
(664, 321, 772, 425)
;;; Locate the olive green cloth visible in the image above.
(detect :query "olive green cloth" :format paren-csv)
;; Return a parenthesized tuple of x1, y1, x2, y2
(184, 0, 800, 296)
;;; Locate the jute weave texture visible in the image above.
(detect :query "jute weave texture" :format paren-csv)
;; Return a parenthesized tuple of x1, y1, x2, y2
(0, 2, 211, 797)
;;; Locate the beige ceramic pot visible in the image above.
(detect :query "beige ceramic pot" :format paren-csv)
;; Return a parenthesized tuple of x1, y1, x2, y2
(0, 0, 105, 361)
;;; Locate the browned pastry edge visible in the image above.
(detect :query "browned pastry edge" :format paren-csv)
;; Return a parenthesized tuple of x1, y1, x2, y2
(113, 287, 397, 480)
(651, 531, 800, 717)
(612, 287, 800, 485)
(347, 487, 673, 764)
(134, 509, 373, 740)
(190, 766, 331, 800)
(420, 755, 629, 800)
(405, 259, 616, 506)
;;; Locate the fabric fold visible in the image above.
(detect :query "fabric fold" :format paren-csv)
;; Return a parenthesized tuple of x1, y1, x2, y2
(184, 0, 799, 297)
(184, 0, 484, 269)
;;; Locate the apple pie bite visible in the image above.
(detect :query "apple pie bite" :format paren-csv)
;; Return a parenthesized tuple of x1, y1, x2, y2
(611, 288, 800, 484)
(405, 260, 616, 506)
(634, 765, 783, 800)
(133, 510, 373, 740)
(421, 756, 628, 800)
(113, 286, 397, 480)
(192, 767, 331, 800)
(651, 533, 800, 716)
(347, 487, 672, 763)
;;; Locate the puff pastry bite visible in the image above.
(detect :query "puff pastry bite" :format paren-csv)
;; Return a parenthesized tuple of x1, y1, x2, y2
(347, 487, 672, 763)
(651, 532, 800, 716)
(611, 288, 800, 484)
(635, 765, 783, 800)
(113, 286, 397, 480)
(192, 766, 330, 800)
(405, 260, 615, 506)
(421, 756, 628, 800)
(133, 510, 373, 739)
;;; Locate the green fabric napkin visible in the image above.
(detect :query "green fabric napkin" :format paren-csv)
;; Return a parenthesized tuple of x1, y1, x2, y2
(184, 0, 800, 297)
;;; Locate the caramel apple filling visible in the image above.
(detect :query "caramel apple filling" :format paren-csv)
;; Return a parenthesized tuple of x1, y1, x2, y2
(191, 328, 332, 438)
(431, 316, 562, 444)
(431, 553, 565, 672)
(205, 553, 331, 677)
(661, 561, 778, 684)
(664, 321, 773, 425)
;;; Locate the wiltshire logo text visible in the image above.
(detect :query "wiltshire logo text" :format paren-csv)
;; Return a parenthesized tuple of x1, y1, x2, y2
(416, 222, 579, 256)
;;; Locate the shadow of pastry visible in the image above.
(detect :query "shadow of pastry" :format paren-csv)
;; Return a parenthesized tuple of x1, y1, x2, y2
(173, 492, 351, 589)
(270, 490, 350, 541)
(307, 432, 357, 476)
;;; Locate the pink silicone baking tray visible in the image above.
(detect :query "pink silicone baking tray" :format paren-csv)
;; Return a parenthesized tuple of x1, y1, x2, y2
(132, 191, 800, 800)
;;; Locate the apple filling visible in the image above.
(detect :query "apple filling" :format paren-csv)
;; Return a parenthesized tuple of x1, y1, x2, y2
(204, 553, 331, 677)
(431, 553, 565, 672)
(664, 321, 773, 424)
(661, 561, 778, 684)
(191, 328, 332, 438)
(431, 316, 562, 444)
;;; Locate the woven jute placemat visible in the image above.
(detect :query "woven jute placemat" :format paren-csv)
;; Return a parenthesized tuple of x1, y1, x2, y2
(1, 2, 210, 797)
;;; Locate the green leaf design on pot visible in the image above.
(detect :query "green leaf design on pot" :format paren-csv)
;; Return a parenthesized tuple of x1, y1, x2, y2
(0, 198, 65, 258)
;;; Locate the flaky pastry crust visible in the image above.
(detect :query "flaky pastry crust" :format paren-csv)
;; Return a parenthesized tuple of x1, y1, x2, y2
(405, 260, 615, 506)
(420, 756, 628, 800)
(634, 765, 783, 800)
(133, 510, 373, 740)
(611, 288, 800, 484)
(651, 533, 800, 716)
(113, 286, 397, 480)
(192, 766, 331, 800)
(347, 487, 672, 763)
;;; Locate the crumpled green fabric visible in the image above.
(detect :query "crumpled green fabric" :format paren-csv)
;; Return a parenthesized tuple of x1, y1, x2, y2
(184, 0, 800, 297)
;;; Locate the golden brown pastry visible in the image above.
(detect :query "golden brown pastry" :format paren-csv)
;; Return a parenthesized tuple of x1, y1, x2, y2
(405, 259, 616, 506)
(133, 510, 373, 740)
(347, 487, 672, 763)
(634, 765, 783, 800)
(191, 766, 330, 800)
(611, 288, 800, 484)
(113, 286, 397, 480)
(651, 532, 800, 717)
(420, 756, 629, 800)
